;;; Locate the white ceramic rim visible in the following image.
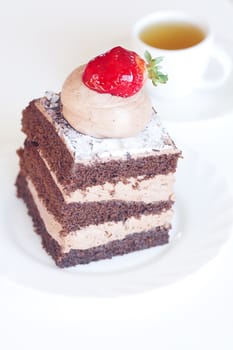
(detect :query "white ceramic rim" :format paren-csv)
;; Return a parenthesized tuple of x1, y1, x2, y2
(132, 11, 212, 54)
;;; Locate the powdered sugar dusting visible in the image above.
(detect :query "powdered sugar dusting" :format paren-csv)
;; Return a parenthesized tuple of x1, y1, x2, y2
(40, 92, 177, 162)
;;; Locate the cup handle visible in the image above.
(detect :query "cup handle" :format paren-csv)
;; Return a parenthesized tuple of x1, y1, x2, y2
(197, 45, 232, 89)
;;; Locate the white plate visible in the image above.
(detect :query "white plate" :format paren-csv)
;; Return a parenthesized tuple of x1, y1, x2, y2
(149, 39, 233, 123)
(0, 144, 233, 297)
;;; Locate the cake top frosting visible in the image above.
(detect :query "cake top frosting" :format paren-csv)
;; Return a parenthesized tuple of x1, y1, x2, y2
(60, 46, 168, 138)
(61, 64, 152, 139)
(39, 92, 178, 163)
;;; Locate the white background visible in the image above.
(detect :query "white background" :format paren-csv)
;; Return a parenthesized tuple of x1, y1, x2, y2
(0, 0, 233, 349)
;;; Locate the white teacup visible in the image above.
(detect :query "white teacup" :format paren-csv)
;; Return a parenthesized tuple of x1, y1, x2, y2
(132, 11, 232, 98)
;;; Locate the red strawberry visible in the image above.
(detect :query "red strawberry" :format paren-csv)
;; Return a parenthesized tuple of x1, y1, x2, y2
(82, 46, 168, 98)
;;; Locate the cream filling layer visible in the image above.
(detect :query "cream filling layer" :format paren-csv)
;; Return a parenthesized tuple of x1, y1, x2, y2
(40, 152, 175, 204)
(27, 178, 173, 253)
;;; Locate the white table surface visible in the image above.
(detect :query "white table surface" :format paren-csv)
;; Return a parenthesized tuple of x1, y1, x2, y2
(0, 0, 233, 349)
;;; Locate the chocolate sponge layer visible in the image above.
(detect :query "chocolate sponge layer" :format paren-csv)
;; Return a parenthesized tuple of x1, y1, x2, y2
(17, 141, 174, 231)
(17, 97, 180, 267)
(22, 100, 180, 193)
(16, 172, 170, 267)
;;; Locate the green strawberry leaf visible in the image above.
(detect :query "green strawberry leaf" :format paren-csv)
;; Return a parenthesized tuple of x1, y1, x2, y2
(144, 51, 168, 86)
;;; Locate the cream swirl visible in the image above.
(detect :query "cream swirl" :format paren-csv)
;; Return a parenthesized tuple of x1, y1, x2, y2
(61, 65, 152, 138)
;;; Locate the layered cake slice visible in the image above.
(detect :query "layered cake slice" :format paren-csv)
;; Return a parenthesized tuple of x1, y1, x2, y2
(16, 46, 181, 267)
